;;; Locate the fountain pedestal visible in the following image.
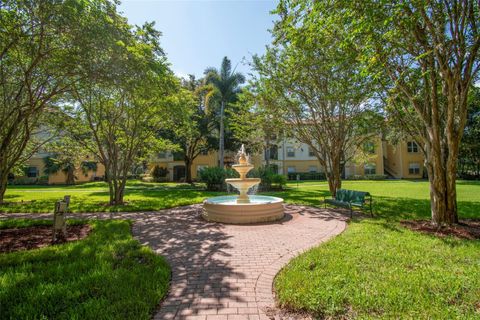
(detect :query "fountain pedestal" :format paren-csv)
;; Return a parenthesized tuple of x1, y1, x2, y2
(202, 145, 284, 224)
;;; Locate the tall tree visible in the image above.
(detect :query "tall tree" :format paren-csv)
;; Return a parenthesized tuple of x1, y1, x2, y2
(204, 57, 245, 168)
(230, 83, 284, 168)
(254, 1, 381, 196)
(459, 86, 480, 179)
(339, 0, 480, 225)
(0, 0, 95, 202)
(159, 75, 216, 184)
(69, 17, 175, 205)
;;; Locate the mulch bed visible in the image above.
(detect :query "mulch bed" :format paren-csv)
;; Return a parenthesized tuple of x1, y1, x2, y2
(401, 219, 480, 240)
(0, 224, 91, 253)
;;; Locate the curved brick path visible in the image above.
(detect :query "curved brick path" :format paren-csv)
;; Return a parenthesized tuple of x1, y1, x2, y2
(1, 204, 347, 320)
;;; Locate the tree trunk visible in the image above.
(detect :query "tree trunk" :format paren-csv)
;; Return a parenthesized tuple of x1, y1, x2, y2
(114, 179, 126, 205)
(426, 156, 459, 226)
(219, 100, 225, 168)
(0, 172, 8, 204)
(65, 167, 75, 185)
(326, 158, 342, 197)
(265, 140, 270, 168)
(185, 158, 193, 184)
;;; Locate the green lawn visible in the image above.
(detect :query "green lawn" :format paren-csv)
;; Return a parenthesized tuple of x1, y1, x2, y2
(274, 180, 480, 319)
(0, 219, 170, 319)
(1, 180, 220, 213)
(2, 179, 480, 319)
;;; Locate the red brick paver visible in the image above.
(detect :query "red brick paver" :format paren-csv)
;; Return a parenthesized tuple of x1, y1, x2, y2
(1, 204, 347, 319)
(132, 205, 347, 320)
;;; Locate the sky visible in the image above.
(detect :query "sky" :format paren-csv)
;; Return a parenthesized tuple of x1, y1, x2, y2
(118, 0, 278, 80)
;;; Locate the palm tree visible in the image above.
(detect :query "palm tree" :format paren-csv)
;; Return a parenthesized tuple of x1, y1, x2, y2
(204, 57, 245, 168)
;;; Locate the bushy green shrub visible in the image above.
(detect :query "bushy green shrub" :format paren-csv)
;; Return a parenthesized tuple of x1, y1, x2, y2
(287, 172, 326, 180)
(347, 174, 388, 180)
(151, 165, 168, 182)
(199, 167, 239, 191)
(248, 166, 286, 190)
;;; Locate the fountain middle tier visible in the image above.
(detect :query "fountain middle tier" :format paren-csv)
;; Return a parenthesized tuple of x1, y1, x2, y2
(225, 177, 261, 203)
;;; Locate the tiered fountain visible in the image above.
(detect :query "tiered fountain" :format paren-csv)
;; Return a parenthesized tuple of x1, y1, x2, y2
(203, 145, 284, 224)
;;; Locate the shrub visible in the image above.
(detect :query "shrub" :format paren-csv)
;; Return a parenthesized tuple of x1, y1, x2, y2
(365, 174, 388, 180)
(287, 172, 326, 180)
(347, 174, 388, 180)
(151, 165, 169, 182)
(271, 173, 287, 190)
(248, 166, 286, 190)
(199, 167, 238, 191)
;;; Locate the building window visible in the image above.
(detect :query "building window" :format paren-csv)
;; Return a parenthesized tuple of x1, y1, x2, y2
(308, 166, 317, 173)
(287, 166, 296, 173)
(201, 149, 208, 156)
(26, 166, 38, 178)
(364, 142, 375, 154)
(158, 152, 167, 158)
(308, 147, 315, 157)
(267, 145, 278, 160)
(409, 163, 420, 175)
(287, 147, 295, 158)
(407, 141, 419, 153)
(364, 164, 376, 175)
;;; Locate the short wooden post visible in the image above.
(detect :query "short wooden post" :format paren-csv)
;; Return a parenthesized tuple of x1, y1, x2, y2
(53, 201, 68, 243)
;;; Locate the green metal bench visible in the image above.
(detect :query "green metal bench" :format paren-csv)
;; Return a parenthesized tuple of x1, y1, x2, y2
(324, 189, 373, 217)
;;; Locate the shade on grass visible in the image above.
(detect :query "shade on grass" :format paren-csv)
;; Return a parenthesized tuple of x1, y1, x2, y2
(0, 219, 170, 319)
(1, 180, 221, 213)
(275, 220, 480, 319)
(273, 180, 480, 319)
(2, 179, 480, 318)
(2, 179, 480, 218)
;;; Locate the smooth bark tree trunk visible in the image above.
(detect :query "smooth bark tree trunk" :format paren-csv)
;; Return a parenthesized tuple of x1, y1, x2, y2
(326, 170, 342, 198)
(219, 100, 225, 168)
(325, 156, 342, 197)
(425, 153, 459, 226)
(65, 168, 75, 185)
(185, 158, 193, 184)
(0, 173, 8, 203)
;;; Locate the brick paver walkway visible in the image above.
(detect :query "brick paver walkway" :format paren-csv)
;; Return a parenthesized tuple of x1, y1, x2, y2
(1, 204, 347, 320)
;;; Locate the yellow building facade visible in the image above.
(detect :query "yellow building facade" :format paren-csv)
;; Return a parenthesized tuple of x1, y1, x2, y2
(17, 153, 105, 185)
(17, 139, 424, 184)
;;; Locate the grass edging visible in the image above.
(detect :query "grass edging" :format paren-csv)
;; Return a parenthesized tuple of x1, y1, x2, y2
(0, 219, 171, 319)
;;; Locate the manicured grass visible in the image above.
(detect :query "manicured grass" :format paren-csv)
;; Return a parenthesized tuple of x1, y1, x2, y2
(274, 180, 480, 319)
(2, 179, 480, 318)
(275, 220, 480, 319)
(1, 180, 220, 213)
(0, 219, 170, 319)
(275, 179, 480, 219)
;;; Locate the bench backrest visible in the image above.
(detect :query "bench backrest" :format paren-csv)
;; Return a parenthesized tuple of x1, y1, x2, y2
(335, 189, 369, 204)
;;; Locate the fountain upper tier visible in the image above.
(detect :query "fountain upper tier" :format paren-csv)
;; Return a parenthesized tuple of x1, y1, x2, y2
(202, 144, 284, 224)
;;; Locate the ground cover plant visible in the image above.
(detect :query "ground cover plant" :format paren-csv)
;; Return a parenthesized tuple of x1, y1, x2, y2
(273, 180, 480, 319)
(0, 219, 170, 319)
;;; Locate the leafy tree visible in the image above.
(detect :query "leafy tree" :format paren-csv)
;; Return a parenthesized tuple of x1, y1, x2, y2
(336, 0, 480, 225)
(230, 83, 285, 168)
(42, 136, 97, 185)
(254, 1, 382, 196)
(0, 0, 97, 202)
(161, 75, 216, 184)
(459, 86, 480, 179)
(69, 16, 175, 205)
(204, 57, 245, 168)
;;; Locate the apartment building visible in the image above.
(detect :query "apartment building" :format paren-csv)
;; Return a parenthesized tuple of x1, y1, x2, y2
(17, 138, 424, 184)
(13, 152, 105, 185)
(148, 150, 220, 181)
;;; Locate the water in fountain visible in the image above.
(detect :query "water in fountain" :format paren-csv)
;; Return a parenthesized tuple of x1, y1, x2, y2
(202, 144, 284, 224)
(247, 184, 259, 195)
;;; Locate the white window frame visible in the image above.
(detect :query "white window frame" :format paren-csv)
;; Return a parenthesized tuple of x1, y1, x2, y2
(287, 147, 295, 158)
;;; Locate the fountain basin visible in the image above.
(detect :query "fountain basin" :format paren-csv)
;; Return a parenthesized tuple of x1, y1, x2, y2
(203, 195, 284, 224)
